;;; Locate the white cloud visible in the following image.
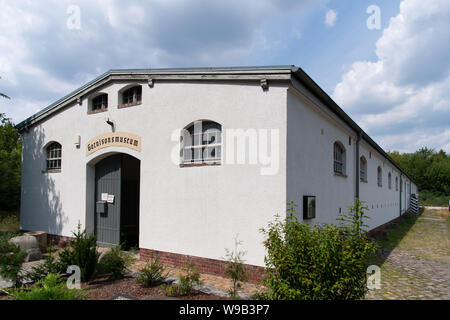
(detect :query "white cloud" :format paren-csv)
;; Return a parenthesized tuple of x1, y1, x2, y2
(332, 0, 450, 153)
(0, 0, 314, 124)
(325, 9, 337, 27)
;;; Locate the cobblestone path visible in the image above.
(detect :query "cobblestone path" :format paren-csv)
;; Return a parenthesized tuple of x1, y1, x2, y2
(366, 209, 450, 300)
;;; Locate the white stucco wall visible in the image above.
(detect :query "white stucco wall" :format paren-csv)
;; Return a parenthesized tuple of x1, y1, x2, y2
(359, 142, 402, 229)
(20, 80, 288, 266)
(286, 85, 356, 226)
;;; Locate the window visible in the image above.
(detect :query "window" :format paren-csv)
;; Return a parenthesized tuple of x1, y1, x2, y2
(377, 166, 382, 187)
(92, 94, 108, 111)
(46, 142, 62, 170)
(360, 156, 367, 181)
(395, 176, 398, 191)
(333, 142, 346, 175)
(181, 120, 222, 164)
(120, 85, 142, 107)
(388, 172, 392, 189)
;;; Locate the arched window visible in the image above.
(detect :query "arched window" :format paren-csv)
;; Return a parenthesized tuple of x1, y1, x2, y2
(388, 172, 392, 189)
(119, 85, 142, 108)
(92, 93, 108, 111)
(360, 156, 367, 181)
(333, 141, 346, 175)
(181, 120, 222, 164)
(46, 142, 62, 170)
(377, 166, 382, 187)
(395, 176, 398, 191)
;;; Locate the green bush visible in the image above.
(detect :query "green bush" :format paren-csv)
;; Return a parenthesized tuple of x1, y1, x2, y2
(0, 233, 26, 287)
(137, 254, 168, 287)
(97, 245, 135, 280)
(164, 259, 202, 296)
(25, 244, 66, 283)
(58, 223, 99, 282)
(12, 273, 88, 300)
(224, 235, 248, 299)
(260, 200, 377, 300)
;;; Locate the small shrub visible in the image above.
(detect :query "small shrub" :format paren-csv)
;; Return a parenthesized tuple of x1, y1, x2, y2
(97, 245, 135, 280)
(11, 273, 88, 300)
(25, 244, 66, 283)
(137, 254, 168, 287)
(58, 223, 99, 282)
(0, 233, 26, 287)
(224, 235, 248, 299)
(164, 259, 202, 296)
(260, 200, 377, 300)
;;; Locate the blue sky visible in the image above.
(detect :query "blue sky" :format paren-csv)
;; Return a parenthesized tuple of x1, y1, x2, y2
(0, 0, 449, 152)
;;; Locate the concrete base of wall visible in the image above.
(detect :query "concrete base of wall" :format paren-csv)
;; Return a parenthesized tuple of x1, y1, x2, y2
(140, 248, 265, 284)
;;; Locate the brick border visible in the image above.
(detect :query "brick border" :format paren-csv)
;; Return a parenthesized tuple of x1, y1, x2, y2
(140, 248, 266, 284)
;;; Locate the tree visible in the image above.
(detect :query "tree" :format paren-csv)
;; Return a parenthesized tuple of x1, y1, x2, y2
(0, 113, 21, 211)
(388, 148, 450, 205)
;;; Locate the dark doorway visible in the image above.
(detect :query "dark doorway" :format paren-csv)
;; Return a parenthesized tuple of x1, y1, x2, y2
(94, 153, 140, 249)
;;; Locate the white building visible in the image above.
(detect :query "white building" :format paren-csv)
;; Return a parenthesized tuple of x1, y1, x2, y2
(16, 66, 417, 279)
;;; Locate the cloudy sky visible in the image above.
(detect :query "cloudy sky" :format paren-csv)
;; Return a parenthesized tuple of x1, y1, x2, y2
(0, 0, 449, 153)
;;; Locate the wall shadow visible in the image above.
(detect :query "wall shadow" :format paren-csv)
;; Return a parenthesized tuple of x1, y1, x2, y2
(20, 124, 68, 237)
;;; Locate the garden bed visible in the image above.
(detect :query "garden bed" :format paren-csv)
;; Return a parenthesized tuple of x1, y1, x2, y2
(82, 276, 229, 300)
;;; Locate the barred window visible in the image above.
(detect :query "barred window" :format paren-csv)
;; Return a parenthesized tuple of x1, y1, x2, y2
(181, 120, 222, 164)
(122, 86, 142, 105)
(91, 93, 108, 111)
(377, 166, 382, 187)
(46, 142, 62, 170)
(360, 156, 367, 181)
(333, 142, 345, 174)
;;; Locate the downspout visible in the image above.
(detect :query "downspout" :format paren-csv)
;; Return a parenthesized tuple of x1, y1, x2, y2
(399, 173, 403, 217)
(355, 132, 361, 200)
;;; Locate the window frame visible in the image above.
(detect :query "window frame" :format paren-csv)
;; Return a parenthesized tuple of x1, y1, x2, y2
(333, 141, 346, 176)
(180, 120, 222, 166)
(377, 166, 382, 187)
(360, 156, 367, 182)
(45, 142, 62, 172)
(88, 93, 108, 114)
(119, 85, 142, 109)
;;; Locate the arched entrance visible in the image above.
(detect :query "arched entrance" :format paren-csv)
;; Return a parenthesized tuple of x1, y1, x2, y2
(94, 153, 140, 248)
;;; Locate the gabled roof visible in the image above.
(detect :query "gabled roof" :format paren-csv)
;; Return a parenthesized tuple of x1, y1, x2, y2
(15, 65, 416, 184)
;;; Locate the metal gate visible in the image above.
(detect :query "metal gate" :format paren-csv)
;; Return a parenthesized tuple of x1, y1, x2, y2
(94, 154, 122, 246)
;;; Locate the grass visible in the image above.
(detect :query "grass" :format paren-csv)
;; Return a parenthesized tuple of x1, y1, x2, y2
(418, 190, 449, 207)
(376, 208, 449, 263)
(366, 208, 449, 299)
(0, 211, 20, 234)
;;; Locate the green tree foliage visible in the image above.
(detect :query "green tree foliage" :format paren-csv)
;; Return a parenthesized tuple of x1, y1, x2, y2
(389, 148, 450, 204)
(58, 223, 99, 282)
(11, 273, 88, 300)
(0, 233, 26, 287)
(0, 113, 21, 211)
(260, 201, 377, 300)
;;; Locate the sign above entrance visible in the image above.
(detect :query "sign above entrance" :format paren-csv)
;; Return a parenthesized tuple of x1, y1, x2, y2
(86, 132, 141, 156)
